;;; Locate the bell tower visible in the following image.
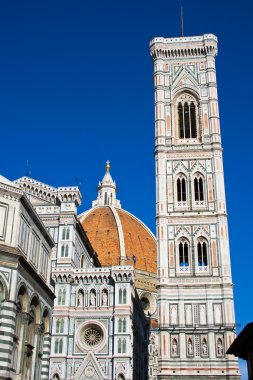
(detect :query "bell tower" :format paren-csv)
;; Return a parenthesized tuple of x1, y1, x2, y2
(150, 35, 240, 379)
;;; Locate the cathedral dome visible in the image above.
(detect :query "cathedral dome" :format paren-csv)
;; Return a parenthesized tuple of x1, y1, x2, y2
(79, 205, 156, 273)
(79, 162, 157, 274)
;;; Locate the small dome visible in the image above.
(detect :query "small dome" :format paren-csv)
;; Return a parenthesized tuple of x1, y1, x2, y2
(79, 206, 157, 274)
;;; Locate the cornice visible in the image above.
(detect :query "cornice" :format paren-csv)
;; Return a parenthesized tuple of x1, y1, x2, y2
(150, 34, 218, 60)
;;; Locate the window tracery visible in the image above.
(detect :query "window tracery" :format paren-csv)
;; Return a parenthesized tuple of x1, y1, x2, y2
(60, 244, 69, 257)
(76, 321, 106, 352)
(58, 289, 66, 305)
(62, 227, 70, 240)
(176, 174, 187, 205)
(177, 94, 198, 139)
(118, 318, 127, 333)
(178, 239, 190, 272)
(194, 174, 204, 203)
(119, 288, 127, 304)
(197, 238, 208, 270)
(54, 338, 63, 354)
(118, 338, 127, 353)
(56, 319, 64, 334)
(83, 327, 102, 347)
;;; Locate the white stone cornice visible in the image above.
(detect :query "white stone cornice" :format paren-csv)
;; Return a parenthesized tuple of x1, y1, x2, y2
(150, 34, 218, 60)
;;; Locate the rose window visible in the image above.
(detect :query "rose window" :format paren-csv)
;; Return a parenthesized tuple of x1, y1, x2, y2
(83, 327, 102, 347)
(76, 321, 106, 352)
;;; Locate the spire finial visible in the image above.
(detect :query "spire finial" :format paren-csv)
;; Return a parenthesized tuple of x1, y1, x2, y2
(106, 160, 110, 172)
(92, 160, 121, 208)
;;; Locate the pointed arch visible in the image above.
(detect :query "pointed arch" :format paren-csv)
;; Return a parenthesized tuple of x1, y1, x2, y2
(179, 239, 189, 267)
(175, 92, 199, 140)
(193, 172, 205, 202)
(197, 238, 208, 267)
(118, 318, 122, 333)
(176, 174, 187, 202)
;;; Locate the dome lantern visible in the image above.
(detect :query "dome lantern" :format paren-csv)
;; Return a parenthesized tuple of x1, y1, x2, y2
(92, 161, 121, 208)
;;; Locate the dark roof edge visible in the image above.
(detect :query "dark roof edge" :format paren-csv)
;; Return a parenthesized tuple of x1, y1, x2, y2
(227, 322, 253, 359)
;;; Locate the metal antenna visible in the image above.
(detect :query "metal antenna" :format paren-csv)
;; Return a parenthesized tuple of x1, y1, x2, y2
(181, 4, 184, 37)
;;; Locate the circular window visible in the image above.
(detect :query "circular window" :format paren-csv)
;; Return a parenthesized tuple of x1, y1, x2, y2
(140, 292, 156, 315)
(141, 297, 150, 311)
(83, 325, 102, 347)
(76, 321, 106, 352)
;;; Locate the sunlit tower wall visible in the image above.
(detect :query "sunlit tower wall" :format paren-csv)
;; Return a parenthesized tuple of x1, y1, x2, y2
(150, 34, 240, 379)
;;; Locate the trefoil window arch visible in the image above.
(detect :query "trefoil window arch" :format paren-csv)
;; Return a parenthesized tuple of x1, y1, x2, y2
(194, 174, 204, 202)
(178, 239, 189, 270)
(197, 238, 208, 267)
(177, 175, 187, 202)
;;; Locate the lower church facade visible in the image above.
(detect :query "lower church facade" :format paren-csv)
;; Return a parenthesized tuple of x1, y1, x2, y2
(50, 266, 146, 380)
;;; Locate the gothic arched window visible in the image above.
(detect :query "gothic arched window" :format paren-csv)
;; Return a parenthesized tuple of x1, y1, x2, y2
(177, 176, 186, 202)
(55, 338, 63, 354)
(122, 318, 127, 332)
(118, 318, 126, 333)
(118, 338, 127, 353)
(119, 288, 127, 304)
(61, 244, 69, 257)
(118, 339, 122, 353)
(179, 240, 189, 267)
(122, 338, 126, 353)
(178, 98, 197, 139)
(56, 319, 64, 333)
(194, 176, 204, 201)
(118, 318, 122, 333)
(197, 240, 208, 267)
(58, 289, 66, 305)
(62, 227, 70, 240)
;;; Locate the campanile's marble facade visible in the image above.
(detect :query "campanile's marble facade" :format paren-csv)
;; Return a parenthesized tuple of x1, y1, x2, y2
(150, 34, 240, 379)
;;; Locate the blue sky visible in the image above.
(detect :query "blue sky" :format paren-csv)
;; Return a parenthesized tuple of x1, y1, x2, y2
(0, 0, 252, 375)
